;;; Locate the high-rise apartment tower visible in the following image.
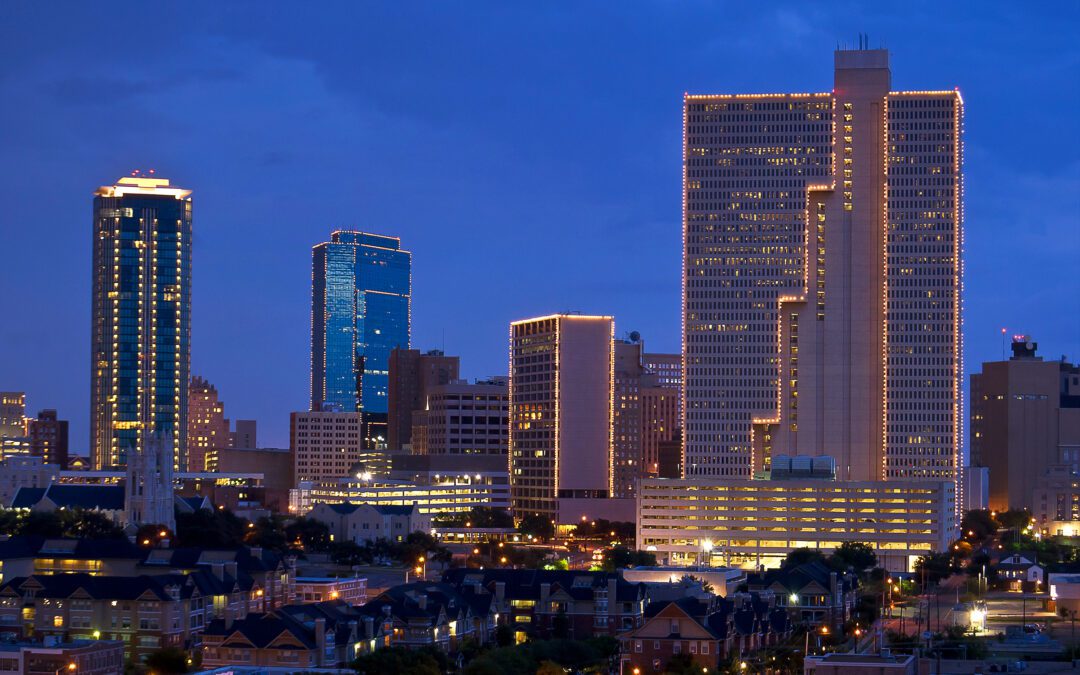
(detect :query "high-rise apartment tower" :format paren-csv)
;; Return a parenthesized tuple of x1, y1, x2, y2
(91, 174, 192, 470)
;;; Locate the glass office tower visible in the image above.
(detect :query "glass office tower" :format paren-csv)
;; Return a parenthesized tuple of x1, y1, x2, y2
(311, 231, 411, 414)
(91, 174, 192, 470)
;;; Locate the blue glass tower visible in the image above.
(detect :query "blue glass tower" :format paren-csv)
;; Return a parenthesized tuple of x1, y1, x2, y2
(91, 174, 192, 470)
(311, 231, 411, 414)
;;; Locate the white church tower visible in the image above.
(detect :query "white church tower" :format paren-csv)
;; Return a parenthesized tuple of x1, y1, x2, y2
(125, 432, 176, 531)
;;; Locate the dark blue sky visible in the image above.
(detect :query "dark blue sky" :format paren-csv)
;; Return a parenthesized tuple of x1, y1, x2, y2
(1, 2, 1077, 451)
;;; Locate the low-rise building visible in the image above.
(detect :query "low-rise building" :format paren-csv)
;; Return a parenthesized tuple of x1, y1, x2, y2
(25, 410, 69, 469)
(441, 568, 647, 642)
(294, 577, 367, 604)
(746, 562, 859, 629)
(201, 611, 339, 668)
(0, 537, 294, 616)
(308, 502, 430, 545)
(997, 552, 1044, 591)
(637, 477, 956, 572)
(291, 473, 510, 517)
(410, 378, 509, 456)
(10, 484, 125, 522)
(0, 573, 210, 661)
(201, 598, 395, 668)
(619, 595, 790, 674)
(1048, 573, 1080, 614)
(355, 581, 497, 651)
(803, 652, 916, 675)
(204, 447, 293, 512)
(620, 567, 746, 598)
(0, 638, 125, 675)
(0, 456, 60, 509)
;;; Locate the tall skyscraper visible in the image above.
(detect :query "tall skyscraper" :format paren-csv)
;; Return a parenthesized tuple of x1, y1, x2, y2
(612, 338, 682, 498)
(971, 337, 1080, 516)
(230, 420, 258, 450)
(26, 409, 69, 468)
(387, 348, 459, 450)
(311, 231, 411, 415)
(291, 410, 370, 485)
(0, 392, 26, 440)
(187, 376, 229, 473)
(509, 314, 614, 520)
(682, 48, 963, 487)
(411, 377, 509, 456)
(612, 339, 645, 499)
(91, 174, 192, 470)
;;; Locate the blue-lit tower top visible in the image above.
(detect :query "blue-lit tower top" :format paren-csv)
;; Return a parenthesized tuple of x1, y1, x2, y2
(311, 230, 411, 414)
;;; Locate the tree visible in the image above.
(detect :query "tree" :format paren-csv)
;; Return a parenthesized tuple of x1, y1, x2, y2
(494, 624, 514, 647)
(174, 508, 249, 548)
(679, 574, 715, 594)
(995, 509, 1031, 531)
(433, 506, 514, 529)
(517, 513, 555, 541)
(61, 510, 126, 539)
(285, 517, 332, 552)
(552, 609, 570, 639)
(831, 542, 877, 572)
(664, 652, 699, 675)
(914, 551, 955, 585)
(0, 509, 23, 535)
(15, 509, 125, 540)
(245, 515, 288, 552)
(570, 518, 636, 541)
(330, 540, 370, 566)
(602, 546, 656, 572)
(351, 646, 440, 675)
(536, 661, 564, 675)
(400, 530, 441, 563)
(135, 523, 173, 547)
(20, 511, 65, 537)
(144, 646, 189, 674)
(781, 547, 827, 570)
(960, 510, 997, 540)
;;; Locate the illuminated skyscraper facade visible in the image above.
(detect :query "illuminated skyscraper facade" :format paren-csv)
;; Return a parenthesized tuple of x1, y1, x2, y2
(91, 174, 192, 470)
(509, 314, 614, 520)
(187, 376, 229, 473)
(0, 392, 25, 440)
(311, 231, 411, 414)
(683, 48, 963, 487)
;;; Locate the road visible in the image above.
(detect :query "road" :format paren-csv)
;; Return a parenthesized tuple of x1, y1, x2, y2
(857, 575, 965, 652)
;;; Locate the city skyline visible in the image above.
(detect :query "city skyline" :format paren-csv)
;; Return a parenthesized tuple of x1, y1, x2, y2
(1, 4, 1077, 450)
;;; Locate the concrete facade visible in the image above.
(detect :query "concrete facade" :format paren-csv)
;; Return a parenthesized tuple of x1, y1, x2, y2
(683, 49, 962, 489)
(970, 338, 1080, 515)
(637, 477, 956, 572)
(509, 314, 614, 521)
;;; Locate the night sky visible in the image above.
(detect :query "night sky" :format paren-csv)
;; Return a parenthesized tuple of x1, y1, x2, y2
(1, 3, 1077, 452)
